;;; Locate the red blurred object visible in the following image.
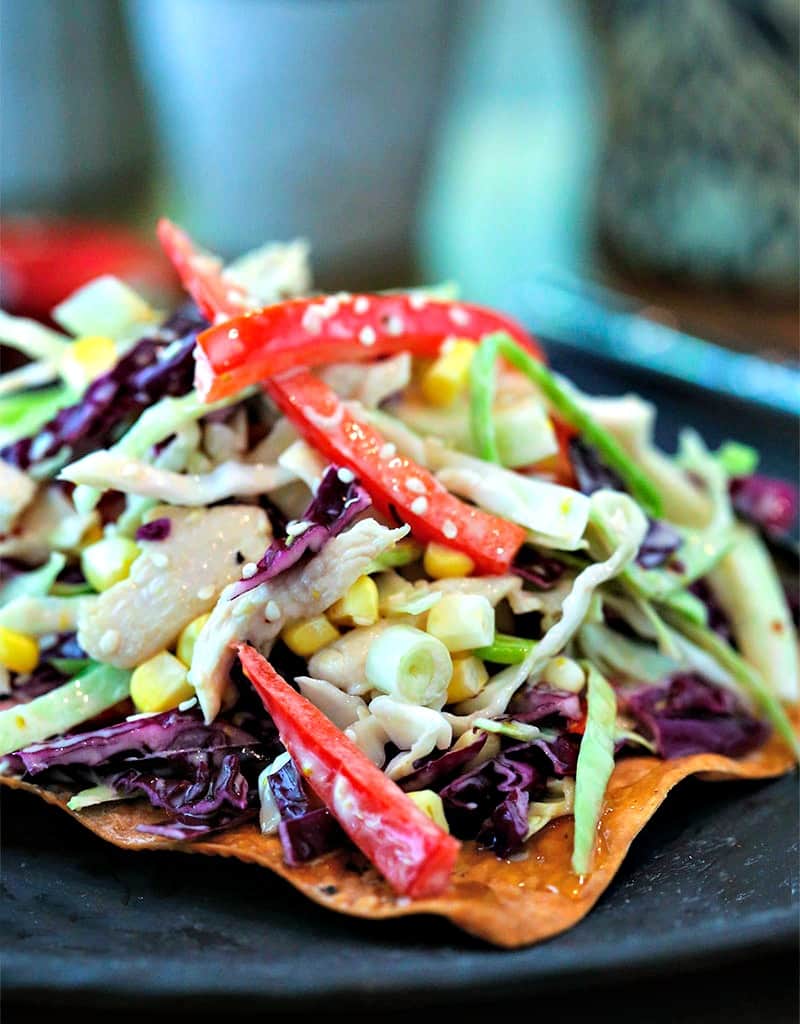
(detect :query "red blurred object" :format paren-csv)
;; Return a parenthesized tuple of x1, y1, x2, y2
(0, 218, 178, 322)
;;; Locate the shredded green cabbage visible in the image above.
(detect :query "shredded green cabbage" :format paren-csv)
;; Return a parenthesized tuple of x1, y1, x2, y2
(469, 333, 663, 516)
(572, 664, 617, 875)
(0, 663, 131, 757)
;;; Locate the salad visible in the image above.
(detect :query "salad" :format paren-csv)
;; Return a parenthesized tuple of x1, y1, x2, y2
(0, 221, 797, 944)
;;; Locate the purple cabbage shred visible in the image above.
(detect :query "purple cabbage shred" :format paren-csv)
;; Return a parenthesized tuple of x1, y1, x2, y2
(1, 305, 207, 472)
(135, 517, 172, 542)
(730, 474, 798, 537)
(231, 465, 371, 596)
(624, 674, 769, 759)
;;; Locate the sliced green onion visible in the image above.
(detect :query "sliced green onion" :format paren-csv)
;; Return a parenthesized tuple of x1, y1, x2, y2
(0, 663, 131, 757)
(716, 440, 759, 477)
(49, 657, 93, 677)
(474, 632, 536, 665)
(365, 625, 452, 709)
(572, 664, 617, 875)
(664, 611, 798, 757)
(469, 332, 663, 516)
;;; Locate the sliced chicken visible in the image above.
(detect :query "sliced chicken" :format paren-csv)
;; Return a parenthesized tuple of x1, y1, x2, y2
(0, 462, 36, 535)
(78, 505, 270, 669)
(191, 518, 408, 722)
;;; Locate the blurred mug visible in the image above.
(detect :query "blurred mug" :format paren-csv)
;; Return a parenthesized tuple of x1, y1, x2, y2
(125, 0, 449, 282)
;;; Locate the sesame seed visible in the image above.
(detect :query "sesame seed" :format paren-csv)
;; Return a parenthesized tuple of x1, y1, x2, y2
(354, 296, 370, 314)
(337, 467, 355, 484)
(150, 552, 169, 569)
(286, 520, 311, 538)
(379, 442, 396, 459)
(178, 697, 198, 712)
(406, 476, 426, 494)
(359, 325, 377, 347)
(442, 519, 458, 539)
(241, 561, 258, 579)
(197, 585, 215, 601)
(448, 306, 470, 327)
(264, 600, 281, 622)
(228, 327, 239, 340)
(409, 292, 427, 310)
(496, 547, 505, 556)
(410, 497, 429, 515)
(385, 314, 404, 336)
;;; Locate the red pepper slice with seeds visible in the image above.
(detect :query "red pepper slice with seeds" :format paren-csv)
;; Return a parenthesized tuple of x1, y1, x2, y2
(194, 292, 543, 401)
(237, 643, 460, 899)
(266, 370, 527, 575)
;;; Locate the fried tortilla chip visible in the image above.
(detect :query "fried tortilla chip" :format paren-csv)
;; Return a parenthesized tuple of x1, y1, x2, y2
(2, 710, 797, 948)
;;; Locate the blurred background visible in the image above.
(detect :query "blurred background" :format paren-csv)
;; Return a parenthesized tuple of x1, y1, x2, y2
(1, 0, 798, 369)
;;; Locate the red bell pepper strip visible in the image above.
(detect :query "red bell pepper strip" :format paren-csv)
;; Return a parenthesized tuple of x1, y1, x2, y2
(237, 644, 460, 899)
(156, 218, 251, 323)
(267, 370, 527, 575)
(194, 293, 543, 401)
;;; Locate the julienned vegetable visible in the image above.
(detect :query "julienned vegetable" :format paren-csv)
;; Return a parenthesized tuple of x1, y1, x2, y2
(571, 664, 617, 875)
(194, 292, 543, 402)
(238, 643, 460, 898)
(0, 662, 131, 756)
(267, 370, 527, 575)
(469, 332, 664, 517)
(365, 625, 453, 709)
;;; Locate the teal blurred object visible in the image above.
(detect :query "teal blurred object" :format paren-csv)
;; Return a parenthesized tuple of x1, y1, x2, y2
(514, 273, 800, 416)
(416, 0, 603, 308)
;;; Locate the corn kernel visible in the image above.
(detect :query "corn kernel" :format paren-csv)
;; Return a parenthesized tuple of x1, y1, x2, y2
(421, 339, 476, 408)
(407, 789, 450, 832)
(327, 575, 379, 628)
(427, 593, 495, 652)
(81, 536, 140, 592)
(61, 335, 117, 391)
(176, 613, 211, 667)
(281, 615, 340, 658)
(447, 655, 489, 703)
(0, 627, 39, 674)
(79, 521, 104, 549)
(542, 656, 586, 693)
(423, 542, 474, 580)
(131, 651, 195, 713)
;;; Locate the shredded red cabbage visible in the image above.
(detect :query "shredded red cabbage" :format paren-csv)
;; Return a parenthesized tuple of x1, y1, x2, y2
(268, 752, 344, 864)
(623, 674, 769, 759)
(231, 465, 371, 597)
(397, 735, 487, 793)
(569, 438, 681, 568)
(511, 549, 567, 590)
(730, 474, 798, 537)
(135, 517, 172, 542)
(440, 733, 579, 857)
(509, 686, 584, 725)
(1, 305, 206, 472)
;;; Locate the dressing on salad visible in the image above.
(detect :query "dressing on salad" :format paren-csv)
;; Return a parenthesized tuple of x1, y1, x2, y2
(0, 220, 797, 899)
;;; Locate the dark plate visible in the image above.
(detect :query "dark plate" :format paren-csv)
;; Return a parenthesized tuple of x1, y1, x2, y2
(2, 346, 798, 1011)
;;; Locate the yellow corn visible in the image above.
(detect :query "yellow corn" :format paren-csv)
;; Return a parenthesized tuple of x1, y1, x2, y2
(61, 335, 117, 390)
(423, 542, 474, 580)
(176, 613, 211, 667)
(281, 615, 340, 658)
(446, 655, 489, 703)
(407, 790, 450, 832)
(420, 339, 477, 407)
(327, 575, 379, 628)
(81, 536, 140, 592)
(79, 520, 104, 549)
(542, 656, 586, 693)
(130, 651, 195, 714)
(0, 627, 39, 674)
